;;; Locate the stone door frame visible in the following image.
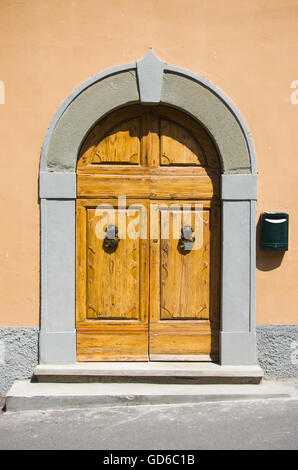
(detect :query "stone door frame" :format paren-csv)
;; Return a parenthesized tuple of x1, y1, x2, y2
(39, 51, 257, 365)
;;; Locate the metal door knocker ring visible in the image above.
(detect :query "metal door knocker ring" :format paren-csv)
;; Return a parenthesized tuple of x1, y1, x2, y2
(178, 224, 195, 251)
(103, 224, 119, 250)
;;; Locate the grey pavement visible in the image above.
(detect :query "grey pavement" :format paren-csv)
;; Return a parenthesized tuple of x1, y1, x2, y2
(0, 397, 298, 450)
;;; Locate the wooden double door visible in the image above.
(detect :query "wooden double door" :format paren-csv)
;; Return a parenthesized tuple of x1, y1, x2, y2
(76, 105, 220, 361)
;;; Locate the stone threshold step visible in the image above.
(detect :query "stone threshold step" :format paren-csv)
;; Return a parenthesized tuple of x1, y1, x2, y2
(34, 363, 264, 384)
(5, 379, 296, 412)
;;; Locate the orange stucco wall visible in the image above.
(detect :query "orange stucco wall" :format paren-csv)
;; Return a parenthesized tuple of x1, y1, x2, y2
(0, 0, 297, 326)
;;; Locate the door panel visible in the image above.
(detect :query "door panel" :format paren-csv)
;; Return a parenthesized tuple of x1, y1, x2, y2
(149, 323, 219, 362)
(77, 107, 147, 172)
(90, 118, 141, 165)
(77, 174, 218, 199)
(149, 201, 220, 360)
(160, 207, 210, 320)
(76, 199, 149, 361)
(160, 119, 206, 166)
(86, 207, 140, 320)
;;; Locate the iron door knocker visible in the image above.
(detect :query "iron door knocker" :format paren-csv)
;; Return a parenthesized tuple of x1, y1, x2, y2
(103, 224, 119, 250)
(179, 224, 195, 251)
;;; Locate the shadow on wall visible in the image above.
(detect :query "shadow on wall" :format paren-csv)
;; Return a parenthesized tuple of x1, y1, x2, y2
(256, 217, 286, 271)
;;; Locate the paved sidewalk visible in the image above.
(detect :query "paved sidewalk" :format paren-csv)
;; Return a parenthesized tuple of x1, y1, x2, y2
(0, 397, 298, 450)
(6, 379, 293, 411)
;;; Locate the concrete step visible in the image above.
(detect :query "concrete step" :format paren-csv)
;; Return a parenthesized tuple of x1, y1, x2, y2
(34, 363, 264, 384)
(5, 379, 297, 411)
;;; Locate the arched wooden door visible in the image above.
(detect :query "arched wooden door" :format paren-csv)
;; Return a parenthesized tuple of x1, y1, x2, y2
(76, 105, 220, 361)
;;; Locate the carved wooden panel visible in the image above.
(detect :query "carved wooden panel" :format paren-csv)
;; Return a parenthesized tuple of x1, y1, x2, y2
(149, 200, 220, 360)
(160, 207, 210, 320)
(80, 118, 141, 167)
(160, 119, 206, 166)
(77, 104, 220, 174)
(76, 199, 149, 361)
(86, 207, 141, 320)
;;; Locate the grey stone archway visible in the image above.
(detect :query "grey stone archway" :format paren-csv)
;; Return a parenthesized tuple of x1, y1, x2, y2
(39, 51, 258, 365)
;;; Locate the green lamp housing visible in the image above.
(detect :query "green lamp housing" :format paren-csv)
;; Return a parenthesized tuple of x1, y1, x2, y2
(260, 212, 289, 251)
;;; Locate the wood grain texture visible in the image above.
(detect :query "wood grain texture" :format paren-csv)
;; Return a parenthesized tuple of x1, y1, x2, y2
(78, 174, 218, 199)
(77, 325, 148, 361)
(77, 106, 146, 172)
(149, 175, 218, 199)
(76, 199, 149, 361)
(90, 118, 141, 165)
(160, 119, 206, 166)
(76, 105, 220, 362)
(77, 104, 220, 175)
(86, 207, 140, 320)
(77, 175, 150, 198)
(160, 208, 210, 320)
(149, 201, 220, 359)
(155, 106, 220, 169)
(149, 323, 219, 359)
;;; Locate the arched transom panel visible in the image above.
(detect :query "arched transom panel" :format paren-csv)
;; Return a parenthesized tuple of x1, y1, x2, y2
(77, 105, 220, 200)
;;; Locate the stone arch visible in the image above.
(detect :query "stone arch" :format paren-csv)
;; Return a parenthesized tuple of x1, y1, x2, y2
(39, 52, 257, 365)
(40, 52, 256, 174)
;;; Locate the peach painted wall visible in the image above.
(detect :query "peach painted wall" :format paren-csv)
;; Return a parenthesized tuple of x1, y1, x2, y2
(0, 0, 297, 326)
